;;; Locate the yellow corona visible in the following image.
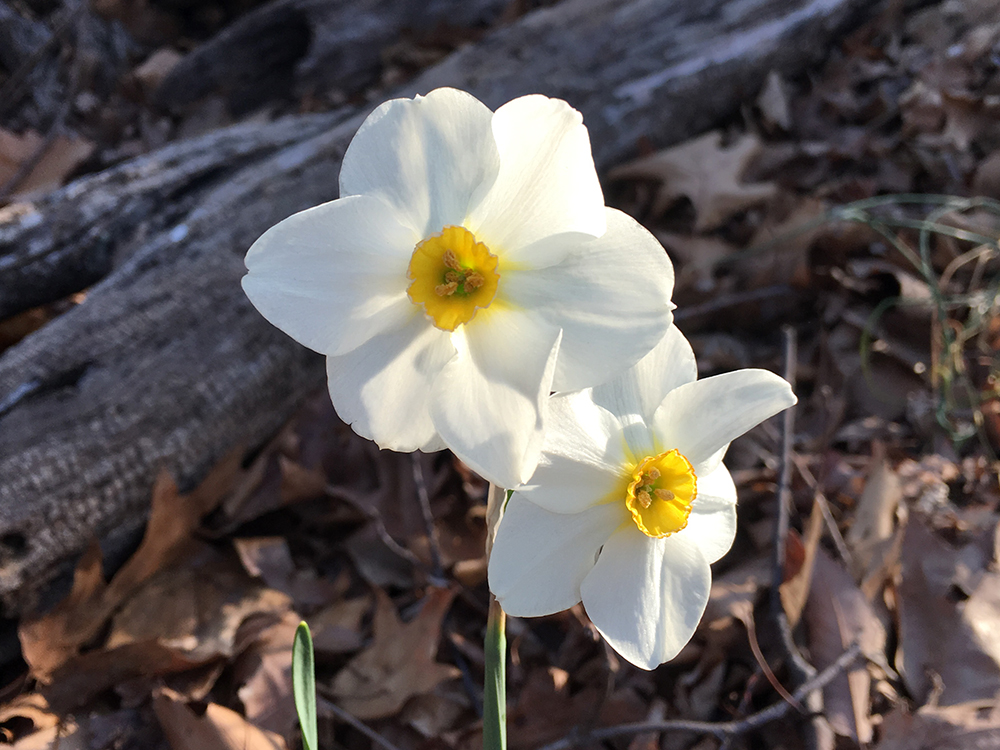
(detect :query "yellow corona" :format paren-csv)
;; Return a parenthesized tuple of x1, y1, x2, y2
(407, 225, 500, 331)
(624, 449, 697, 537)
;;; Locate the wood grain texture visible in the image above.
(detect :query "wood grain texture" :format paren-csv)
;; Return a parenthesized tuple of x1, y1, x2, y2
(0, 0, 879, 616)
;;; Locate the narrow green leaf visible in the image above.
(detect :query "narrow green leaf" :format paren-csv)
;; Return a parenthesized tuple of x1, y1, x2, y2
(292, 621, 318, 750)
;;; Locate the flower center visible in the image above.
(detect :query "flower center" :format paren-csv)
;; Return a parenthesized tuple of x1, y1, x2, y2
(625, 449, 697, 538)
(407, 225, 500, 331)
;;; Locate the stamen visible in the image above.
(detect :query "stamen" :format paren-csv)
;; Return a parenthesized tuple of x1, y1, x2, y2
(435, 281, 458, 296)
(654, 488, 675, 502)
(464, 272, 484, 291)
(638, 490, 653, 509)
(442, 250, 462, 271)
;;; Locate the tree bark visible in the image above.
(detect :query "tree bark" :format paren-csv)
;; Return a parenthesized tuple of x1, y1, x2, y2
(153, 0, 509, 115)
(0, 0, 880, 617)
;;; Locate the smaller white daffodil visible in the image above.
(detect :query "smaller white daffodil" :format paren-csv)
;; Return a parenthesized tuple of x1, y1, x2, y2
(242, 87, 675, 489)
(488, 327, 796, 669)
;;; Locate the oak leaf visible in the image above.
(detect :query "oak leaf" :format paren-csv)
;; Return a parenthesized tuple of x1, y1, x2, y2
(331, 587, 459, 719)
(610, 131, 776, 231)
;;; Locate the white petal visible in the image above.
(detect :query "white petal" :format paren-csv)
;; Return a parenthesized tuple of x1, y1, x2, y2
(243, 194, 415, 357)
(651, 369, 796, 467)
(488, 495, 626, 617)
(431, 309, 561, 488)
(339, 88, 500, 238)
(327, 313, 455, 452)
(591, 325, 697, 423)
(502, 208, 675, 392)
(582, 525, 711, 670)
(518, 391, 629, 514)
(467, 95, 605, 256)
(685, 464, 738, 564)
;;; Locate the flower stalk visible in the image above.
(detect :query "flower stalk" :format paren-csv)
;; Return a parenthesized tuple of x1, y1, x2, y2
(483, 596, 507, 750)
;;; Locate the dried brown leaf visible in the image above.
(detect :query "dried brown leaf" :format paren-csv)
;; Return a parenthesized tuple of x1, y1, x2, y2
(235, 537, 296, 591)
(0, 694, 59, 734)
(42, 640, 203, 711)
(779, 496, 824, 628)
(132, 48, 183, 94)
(153, 688, 287, 750)
(609, 131, 776, 231)
(278, 455, 328, 504)
(331, 587, 459, 719)
(235, 611, 301, 739)
(107, 548, 291, 662)
(898, 519, 1000, 705)
(757, 70, 792, 131)
(10, 720, 86, 750)
(744, 197, 826, 287)
(0, 129, 94, 197)
(307, 596, 369, 655)
(18, 455, 244, 681)
(805, 548, 887, 744)
(656, 233, 739, 294)
(847, 445, 902, 583)
(19, 539, 106, 681)
(874, 700, 1000, 750)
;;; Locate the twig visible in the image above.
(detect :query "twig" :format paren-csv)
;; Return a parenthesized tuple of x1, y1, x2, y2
(790, 454, 853, 568)
(315, 694, 407, 750)
(447, 631, 483, 717)
(412, 454, 446, 585)
(324, 484, 426, 571)
(673, 284, 795, 322)
(718, 671, 765, 750)
(771, 326, 828, 750)
(742, 605, 801, 711)
(536, 643, 863, 750)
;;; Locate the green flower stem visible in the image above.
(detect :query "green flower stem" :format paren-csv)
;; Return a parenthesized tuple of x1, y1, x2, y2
(483, 595, 507, 750)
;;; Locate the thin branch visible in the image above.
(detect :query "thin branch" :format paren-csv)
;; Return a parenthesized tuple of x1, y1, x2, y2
(315, 695, 407, 750)
(673, 284, 795, 323)
(324, 484, 426, 571)
(536, 643, 863, 750)
(791, 454, 853, 568)
(412, 454, 446, 585)
(771, 326, 829, 750)
(771, 327, 813, 678)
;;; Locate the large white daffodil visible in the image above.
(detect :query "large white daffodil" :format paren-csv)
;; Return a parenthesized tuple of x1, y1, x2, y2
(488, 327, 796, 669)
(242, 88, 674, 488)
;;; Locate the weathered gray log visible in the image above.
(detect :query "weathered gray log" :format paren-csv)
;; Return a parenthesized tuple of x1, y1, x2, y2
(0, 0, 880, 617)
(153, 0, 508, 115)
(0, 111, 350, 319)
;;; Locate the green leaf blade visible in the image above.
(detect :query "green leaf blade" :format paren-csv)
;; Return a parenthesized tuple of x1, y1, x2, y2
(292, 621, 318, 750)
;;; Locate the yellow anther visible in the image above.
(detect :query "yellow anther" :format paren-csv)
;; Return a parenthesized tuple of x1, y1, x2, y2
(435, 281, 458, 296)
(442, 250, 462, 271)
(654, 488, 676, 502)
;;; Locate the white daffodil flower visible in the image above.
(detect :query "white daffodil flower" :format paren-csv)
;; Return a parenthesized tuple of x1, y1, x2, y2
(242, 87, 674, 488)
(488, 327, 796, 669)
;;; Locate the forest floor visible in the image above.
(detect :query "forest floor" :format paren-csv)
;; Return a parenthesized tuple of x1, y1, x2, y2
(2, 0, 1000, 749)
